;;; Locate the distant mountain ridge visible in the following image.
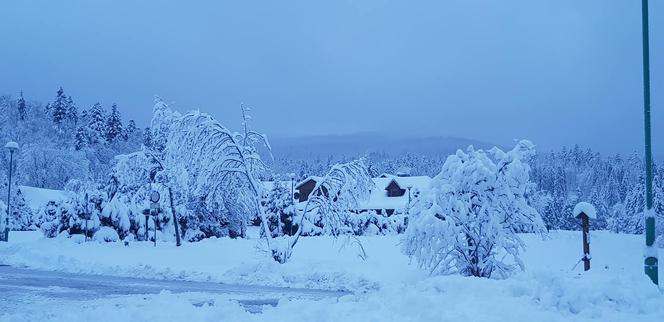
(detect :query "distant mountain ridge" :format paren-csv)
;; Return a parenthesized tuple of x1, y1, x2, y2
(270, 132, 502, 160)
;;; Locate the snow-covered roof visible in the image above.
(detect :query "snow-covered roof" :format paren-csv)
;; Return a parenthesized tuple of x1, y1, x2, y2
(360, 175, 431, 211)
(18, 185, 73, 213)
(573, 202, 597, 219)
(294, 176, 323, 189)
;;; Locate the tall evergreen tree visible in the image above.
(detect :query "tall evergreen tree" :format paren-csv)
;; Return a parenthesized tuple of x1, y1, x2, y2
(66, 96, 78, 125)
(143, 126, 152, 149)
(124, 120, 137, 140)
(17, 91, 27, 121)
(51, 87, 69, 125)
(74, 126, 88, 150)
(87, 103, 106, 144)
(105, 104, 123, 142)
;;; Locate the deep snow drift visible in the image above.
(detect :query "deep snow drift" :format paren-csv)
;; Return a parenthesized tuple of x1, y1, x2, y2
(0, 230, 662, 321)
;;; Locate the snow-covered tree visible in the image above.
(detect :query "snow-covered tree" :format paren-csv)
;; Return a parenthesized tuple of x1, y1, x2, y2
(164, 107, 267, 239)
(124, 119, 137, 141)
(16, 91, 27, 121)
(105, 104, 123, 143)
(261, 179, 296, 237)
(66, 96, 78, 125)
(9, 188, 34, 231)
(86, 103, 106, 144)
(273, 159, 373, 263)
(50, 87, 69, 125)
(403, 141, 544, 279)
(74, 127, 87, 150)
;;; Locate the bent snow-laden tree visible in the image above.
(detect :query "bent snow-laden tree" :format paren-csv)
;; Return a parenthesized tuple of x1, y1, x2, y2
(403, 140, 545, 279)
(158, 100, 371, 263)
(272, 160, 373, 263)
(165, 106, 275, 244)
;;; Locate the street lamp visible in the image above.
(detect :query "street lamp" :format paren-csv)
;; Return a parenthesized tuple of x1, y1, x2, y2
(3, 141, 19, 242)
(641, 0, 658, 285)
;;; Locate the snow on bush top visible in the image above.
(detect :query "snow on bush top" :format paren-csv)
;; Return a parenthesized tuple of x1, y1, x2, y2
(573, 202, 597, 219)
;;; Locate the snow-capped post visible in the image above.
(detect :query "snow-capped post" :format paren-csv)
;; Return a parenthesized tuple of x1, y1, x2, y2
(573, 202, 596, 271)
(150, 190, 160, 247)
(641, 0, 658, 285)
(2, 141, 19, 242)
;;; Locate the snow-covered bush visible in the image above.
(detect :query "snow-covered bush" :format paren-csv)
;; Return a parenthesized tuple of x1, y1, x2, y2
(38, 200, 77, 238)
(346, 211, 407, 236)
(403, 141, 545, 279)
(92, 226, 120, 242)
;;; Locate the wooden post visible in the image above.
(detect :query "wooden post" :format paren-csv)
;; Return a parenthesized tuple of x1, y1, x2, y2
(144, 214, 149, 241)
(576, 212, 591, 271)
(168, 187, 181, 247)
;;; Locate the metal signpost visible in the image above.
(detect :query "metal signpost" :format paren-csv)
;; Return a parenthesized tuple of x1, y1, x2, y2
(150, 190, 160, 247)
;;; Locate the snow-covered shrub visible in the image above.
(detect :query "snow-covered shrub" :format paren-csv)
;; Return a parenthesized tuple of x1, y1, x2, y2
(38, 200, 75, 238)
(184, 229, 205, 242)
(346, 211, 407, 236)
(403, 141, 545, 279)
(93, 226, 120, 242)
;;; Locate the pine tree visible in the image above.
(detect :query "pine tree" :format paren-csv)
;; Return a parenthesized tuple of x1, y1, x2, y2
(143, 126, 152, 148)
(17, 91, 27, 121)
(86, 103, 106, 144)
(105, 104, 123, 143)
(74, 127, 88, 150)
(66, 96, 78, 125)
(51, 87, 69, 125)
(124, 120, 137, 141)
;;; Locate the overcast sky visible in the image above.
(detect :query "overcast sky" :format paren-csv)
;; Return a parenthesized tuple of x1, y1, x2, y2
(0, 0, 662, 155)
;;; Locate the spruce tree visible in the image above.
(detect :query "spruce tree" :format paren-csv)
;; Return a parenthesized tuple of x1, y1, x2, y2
(66, 96, 78, 125)
(105, 104, 123, 143)
(17, 91, 27, 121)
(143, 126, 152, 148)
(87, 103, 106, 144)
(124, 120, 137, 140)
(51, 87, 69, 125)
(74, 126, 88, 150)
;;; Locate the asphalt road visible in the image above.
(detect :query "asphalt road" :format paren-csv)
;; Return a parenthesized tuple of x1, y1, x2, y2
(0, 265, 350, 313)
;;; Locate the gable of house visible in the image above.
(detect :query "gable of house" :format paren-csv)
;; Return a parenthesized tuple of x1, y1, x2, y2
(385, 180, 406, 197)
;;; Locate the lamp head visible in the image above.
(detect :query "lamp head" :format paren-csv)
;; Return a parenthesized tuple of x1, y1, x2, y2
(5, 141, 19, 152)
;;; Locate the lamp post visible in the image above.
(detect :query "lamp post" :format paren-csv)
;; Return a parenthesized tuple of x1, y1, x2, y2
(641, 0, 658, 285)
(3, 141, 19, 242)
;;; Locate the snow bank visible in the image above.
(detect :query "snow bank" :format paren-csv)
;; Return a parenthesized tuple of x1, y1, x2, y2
(1, 231, 662, 321)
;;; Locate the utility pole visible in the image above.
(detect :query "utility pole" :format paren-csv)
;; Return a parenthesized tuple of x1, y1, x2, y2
(3, 142, 19, 242)
(641, 0, 658, 285)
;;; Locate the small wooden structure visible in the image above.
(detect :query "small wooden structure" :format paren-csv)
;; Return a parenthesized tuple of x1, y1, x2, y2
(573, 202, 596, 271)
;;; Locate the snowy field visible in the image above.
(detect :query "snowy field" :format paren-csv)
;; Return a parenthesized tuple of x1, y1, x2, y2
(1, 230, 663, 321)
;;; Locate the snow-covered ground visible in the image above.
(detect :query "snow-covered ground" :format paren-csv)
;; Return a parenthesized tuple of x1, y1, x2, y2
(1, 230, 663, 321)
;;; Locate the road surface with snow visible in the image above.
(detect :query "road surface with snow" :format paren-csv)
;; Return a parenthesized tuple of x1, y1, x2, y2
(0, 265, 349, 314)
